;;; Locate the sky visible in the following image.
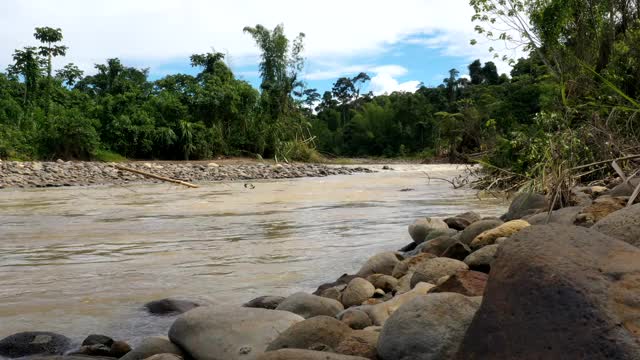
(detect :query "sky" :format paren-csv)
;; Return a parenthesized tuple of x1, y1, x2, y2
(0, 0, 520, 95)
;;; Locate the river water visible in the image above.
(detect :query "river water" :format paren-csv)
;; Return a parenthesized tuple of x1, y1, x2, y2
(0, 164, 506, 345)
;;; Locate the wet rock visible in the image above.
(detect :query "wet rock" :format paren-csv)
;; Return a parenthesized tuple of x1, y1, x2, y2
(266, 315, 352, 352)
(335, 330, 379, 359)
(70, 344, 112, 357)
(463, 244, 498, 273)
(355, 252, 403, 277)
(410, 257, 468, 288)
(144, 298, 199, 315)
(120, 337, 183, 360)
(313, 274, 358, 296)
(457, 219, 503, 245)
(319, 285, 345, 301)
(257, 349, 369, 360)
(408, 218, 449, 244)
(0, 331, 71, 358)
(429, 270, 487, 296)
(592, 203, 640, 247)
(444, 211, 481, 231)
(243, 296, 286, 310)
(414, 235, 457, 256)
(276, 292, 344, 318)
(109, 341, 132, 358)
(440, 241, 472, 260)
(365, 274, 397, 292)
(525, 206, 584, 225)
(470, 219, 530, 249)
(81, 334, 114, 347)
(338, 308, 373, 330)
(377, 293, 480, 360)
(143, 354, 182, 360)
(169, 306, 303, 360)
(341, 278, 376, 307)
(456, 224, 640, 359)
(502, 192, 548, 221)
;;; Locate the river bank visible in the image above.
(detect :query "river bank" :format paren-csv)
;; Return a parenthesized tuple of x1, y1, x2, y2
(0, 170, 638, 359)
(0, 160, 374, 189)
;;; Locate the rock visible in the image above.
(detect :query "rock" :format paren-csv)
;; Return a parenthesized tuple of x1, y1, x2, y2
(335, 330, 379, 359)
(525, 206, 584, 225)
(70, 344, 112, 357)
(120, 337, 183, 360)
(365, 274, 397, 292)
(257, 349, 369, 360)
(391, 253, 436, 278)
(319, 286, 345, 301)
(410, 257, 469, 287)
(393, 272, 414, 294)
(109, 340, 132, 357)
(338, 308, 373, 330)
(377, 293, 480, 360)
(592, 203, 640, 247)
(81, 334, 114, 347)
(355, 252, 403, 277)
(359, 283, 434, 326)
(276, 292, 344, 318)
(440, 241, 472, 261)
(143, 354, 182, 360)
(243, 296, 286, 310)
(575, 196, 628, 227)
(266, 315, 352, 352)
(341, 278, 376, 307)
(207, 162, 219, 167)
(0, 332, 71, 358)
(423, 228, 458, 243)
(169, 306, 303, 360)
(444, 211, 481, 230)
(463, 244, 498, 273)
(501, 192, 548, 221)
(144, 298, 199, 315)
(429, 270, 487, 296)
(416, 235, 458, 256)
(470, 219, 530, 249)
(456, 224, 640, 359)
(313, 274, 358, 296)
(607, 177, 640, 197)
(408, 218, 449, 243)
(457, 219, 503, 245)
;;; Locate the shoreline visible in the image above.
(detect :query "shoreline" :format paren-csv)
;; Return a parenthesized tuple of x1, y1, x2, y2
(0, 160, 374, 189)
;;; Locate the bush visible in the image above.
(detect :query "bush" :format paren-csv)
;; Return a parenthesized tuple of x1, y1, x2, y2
(40, 107, 100, 160)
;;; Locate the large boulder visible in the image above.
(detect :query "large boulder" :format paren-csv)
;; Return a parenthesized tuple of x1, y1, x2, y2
(266, 316, 352, 352)
(456, 225, 640, 359)
(377, 293, 480, 360)
(391, 253, 436, 278)
(410, 257, 468, 287)
(592, 203, 640, 247)
(408, 218, 449, 243)
(463, 244, 498, 273)
(0, 332, 71, 358)
(144, 298, 199, 315)
(356, 252, 403, 277)
(428, 270, 487, 296)
(335, 330, 379, 359)
(525, 206, 584, 225)
(470, 220, 530, 249)
(313, 274, 358, 296)
(276, 292, 344, 318)
(338, 309, 373, 330)
(458, 219, 503, 245)
(243, 296, 286, 310)
(120, 337, 183, 360)
(607, 177, 640, 197)
(501, 192, 548, 221)
(257, 349, 368, 360)
(341, 278, 376, 307)
(168, 306, 304, 360)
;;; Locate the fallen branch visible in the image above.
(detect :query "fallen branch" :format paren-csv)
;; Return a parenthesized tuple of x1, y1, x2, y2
(571, 154, 640, 171)
(114, 165, 199, 188)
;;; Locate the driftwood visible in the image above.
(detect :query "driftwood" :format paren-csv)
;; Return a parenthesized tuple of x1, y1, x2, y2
(113, 164, 199, 188)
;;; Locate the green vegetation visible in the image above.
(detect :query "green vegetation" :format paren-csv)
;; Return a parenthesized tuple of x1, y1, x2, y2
(1, 1, 639, 190)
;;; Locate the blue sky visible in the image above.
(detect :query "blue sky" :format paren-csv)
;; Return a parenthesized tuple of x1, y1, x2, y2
(1, 0, 519, 95)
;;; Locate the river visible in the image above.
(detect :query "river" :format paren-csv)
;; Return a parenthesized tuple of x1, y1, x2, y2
(0, 164, 506, 346)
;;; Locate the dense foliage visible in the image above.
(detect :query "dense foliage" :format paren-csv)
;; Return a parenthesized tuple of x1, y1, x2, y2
(1, 0, 639, 178)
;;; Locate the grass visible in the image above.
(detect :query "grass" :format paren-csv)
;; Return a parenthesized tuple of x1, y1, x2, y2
(93, 149, 127, 162)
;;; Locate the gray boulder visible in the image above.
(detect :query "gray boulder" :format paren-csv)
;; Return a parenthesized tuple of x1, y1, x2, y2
(355, 252, 403, 277)
(457, 219, 503, 245)
(408, 218, 449, 243)
(243, 296, 286, 310)
(168, 306, 303, 360)
(120, 337, 183, 360)
(526, 206, 584, 225)
(0, 332, 71, 358)
(501, 192, 547, 221)
(266, 315, 352, 352)
(340, 278, 375, 307)
(258, 349, 368, 360)
(410, 257, 468, 287)
(276, 292, 344, 318)
(463, 244, 499, 273)
(592, 203, 640, 247)
(337, 309, 373, 330)
(377, 293, 480, 360)
(144, 298, 199, 315)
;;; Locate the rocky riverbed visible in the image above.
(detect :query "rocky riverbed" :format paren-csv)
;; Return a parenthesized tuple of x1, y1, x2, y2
(0, 160, 373, 189)
(1, 177, 639, 359)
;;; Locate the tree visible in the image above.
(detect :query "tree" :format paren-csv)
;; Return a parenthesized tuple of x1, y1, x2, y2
(469, 59, 484, 85)
(34, 27, 67, 113)
(481, 61, 499, 85)
(55, 63, 83, 87)
(443, 68, 460, 104)
(7, 46, 43, 104)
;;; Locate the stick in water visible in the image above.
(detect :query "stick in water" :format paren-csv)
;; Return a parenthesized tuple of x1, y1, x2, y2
(113, 164, 199, 188)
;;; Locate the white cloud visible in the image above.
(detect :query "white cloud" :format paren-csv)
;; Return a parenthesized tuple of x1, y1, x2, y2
(0, 0, 497, 73)
(369, 66, 420, 95)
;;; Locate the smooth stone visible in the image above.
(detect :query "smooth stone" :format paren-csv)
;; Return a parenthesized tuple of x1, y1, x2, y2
(335, 330, 379, 359)
(341, 278, 375, 307)
(337, 309, 373, 330)
(391, 253, 437, 279)
(457, 219, 504, 245)
(81, 334, 114, 347)
(463, 244, 499, 273)
(410, 257, 469, 288)
(428, 270, 488, 296)
(365, 274, 398, 292)
(243, 296, 286, 310)
(276, 292, 344, 319)
(408, 218, 449, 243)
(169, 306, 303, 360)
(592, 203, 640, 247)
(0, 332, 71, 358)
(501, 192, 547, 221)
(470, 219, 530, 249)
(120, 337, 183, 360)
(257, 349, 368, 360)
(525, 206, 584, 225)
(358, 282, 434, 326)
(144, 298, 199, 315)
(355, 252, 403, 277)
(266, 316, 352, 352)
(143, 354, 182, 360)
(313, 274, 359, 296)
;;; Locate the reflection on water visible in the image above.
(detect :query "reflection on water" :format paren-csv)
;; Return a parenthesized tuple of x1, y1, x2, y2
(0, 164, 506, 344)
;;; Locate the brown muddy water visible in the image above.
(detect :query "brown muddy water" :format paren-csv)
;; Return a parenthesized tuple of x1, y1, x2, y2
(0, 164, 506, 346)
